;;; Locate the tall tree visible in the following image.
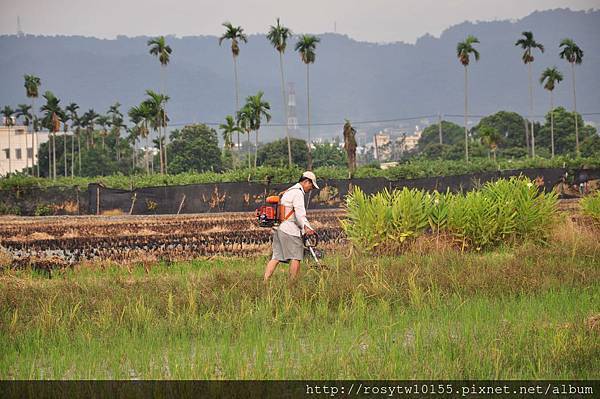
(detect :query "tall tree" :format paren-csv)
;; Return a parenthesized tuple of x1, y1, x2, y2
(40, 91, 63, 179)
(219, 22, 248, 148)
(60, 108, 70, 176)
(219, 115, 240, 170)
(65, 103, 80, 176)
(456, 35, 480, 162)
(236, 106, 254, 169)
(295, 34, 320, 170)
(96, 115, 110, 150)
(1, 106, 15, 175)
(15, 104, 32, 175)
(267, 18, 293, 167)
(219, 115, 241, 164)
(515, 31, 544, 158)
(108, 102, 124, 161)
(147, 36, 172, 173)
(478, 125, 502, 162)
(24, 74, 41, 176)
(81, 109, 98, 150)
(245, 92, 272, 168)
(143, 90, 169, 174)
(539, 67, 563, 158)
(128, 103, 153, 175)
(559, 38, 584, 156)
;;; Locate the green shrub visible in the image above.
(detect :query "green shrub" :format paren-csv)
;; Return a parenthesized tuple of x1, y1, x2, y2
(344, 177, 559, 252)
(34, 203, 53, 216)
(581, 191, 600, 224)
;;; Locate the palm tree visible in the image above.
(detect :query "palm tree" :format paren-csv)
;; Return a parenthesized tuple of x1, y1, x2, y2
(65, 103, 80, 176)
(219, 115, 241, 166)
(81, 109, 98, 150)
(478, 125, 502, 162)
(15, 104, 32, 175)
(147, 36, 172, 173)
(219, 115, 240, 149)
(108, 102, 124, 161)
(40, 91, 63, 179)
(143, 90, 169, 174)
(295, 34, 320, 170)
(61, 110, 70, 177)
(1, 106, 15, 175)
(24, 74, 41, 176)
(126, 126, 140, 173)
(456, 35, 480, 163)
(267, 18, 293, 167)
(245, 92, 272, 168)
(236, 106, 254, 169)
(128, 104, 152, 174)
(559, 38, 584, 156)
(219, 22, 248, 140)
(515, 31, 544, 158)
(96, 115, 110, 150)
(539, 67, 563, 158)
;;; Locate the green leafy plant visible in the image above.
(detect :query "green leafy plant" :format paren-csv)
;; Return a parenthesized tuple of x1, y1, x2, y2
(581, 191, 600, 225)
(344, 177, 559, 253)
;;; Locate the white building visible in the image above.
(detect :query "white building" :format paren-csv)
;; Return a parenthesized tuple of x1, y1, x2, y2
(0, 124, 49, 176)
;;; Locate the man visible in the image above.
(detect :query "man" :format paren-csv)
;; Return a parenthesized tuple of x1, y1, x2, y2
(263, 171, 319, 282)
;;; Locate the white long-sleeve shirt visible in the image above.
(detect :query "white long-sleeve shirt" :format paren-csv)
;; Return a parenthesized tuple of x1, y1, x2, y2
(277, 183, 313, 237)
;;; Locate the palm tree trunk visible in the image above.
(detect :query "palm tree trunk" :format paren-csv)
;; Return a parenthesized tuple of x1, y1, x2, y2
(550, 90, 555, 158)
(7, 126, 11, 175)
(464, 65, 469, 163)
(280, 52, 292, 167)
(24, 121, 29, 175)
(571, 62, 579, 156)
(163, 123, 168, 175)
(161, 65, 169, 175)
(48, 134, 51, 178)
(247, 132, 251, 169)
(32, 99, 40, 178)
(233, 54, 241, 153)
(77, 130, 82, 176)
(63, 130, 67, 177)
(528, 62, 535, 158)
(306, 63, 313, 170)
(52, 131, 57, 179)
(146, 135, 151, 175)
(71, 131, 74, 177)
(254, 129, 258, 169)
(157, 128, 164, 174)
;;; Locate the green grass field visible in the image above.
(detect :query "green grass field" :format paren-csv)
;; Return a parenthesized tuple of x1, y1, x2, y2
(1, 234, 599, 379)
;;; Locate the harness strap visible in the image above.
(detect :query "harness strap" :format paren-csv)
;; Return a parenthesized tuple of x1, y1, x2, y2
(278, 186, 304, 222)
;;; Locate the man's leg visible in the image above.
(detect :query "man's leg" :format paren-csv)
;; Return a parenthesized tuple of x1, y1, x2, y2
(289, 259, 301, 280)
(264, 259, 280, 282)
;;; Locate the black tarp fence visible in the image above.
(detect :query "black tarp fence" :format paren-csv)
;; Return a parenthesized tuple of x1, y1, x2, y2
(87, 167, 583, 215)
(0, 185, 86, 216)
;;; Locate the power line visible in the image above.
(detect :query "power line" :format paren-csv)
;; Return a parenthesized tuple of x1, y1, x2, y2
(166, 111, 600, 128)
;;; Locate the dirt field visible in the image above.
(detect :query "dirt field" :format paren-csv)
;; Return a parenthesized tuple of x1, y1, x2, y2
(0, 199, 584, 270)
(0, 210, 346, 269)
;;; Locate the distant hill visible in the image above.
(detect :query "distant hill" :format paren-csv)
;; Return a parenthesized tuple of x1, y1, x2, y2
(1, 8, 598, 141)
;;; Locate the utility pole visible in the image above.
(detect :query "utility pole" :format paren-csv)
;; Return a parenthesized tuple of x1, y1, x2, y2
(438, 113, 443, 145)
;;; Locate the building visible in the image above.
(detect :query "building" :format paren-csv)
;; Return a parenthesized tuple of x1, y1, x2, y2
(0, 124, 49, 176)
(397, 126, 422, 153)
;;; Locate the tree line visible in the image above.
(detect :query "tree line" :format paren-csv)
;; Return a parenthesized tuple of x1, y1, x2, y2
(1, 23, 591, 178)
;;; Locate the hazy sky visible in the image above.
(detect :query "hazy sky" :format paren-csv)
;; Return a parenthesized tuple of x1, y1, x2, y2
(1, 0, 599, 43)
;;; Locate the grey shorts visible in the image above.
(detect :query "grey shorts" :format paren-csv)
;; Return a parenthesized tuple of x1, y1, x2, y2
(271, 228, 304, 263)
